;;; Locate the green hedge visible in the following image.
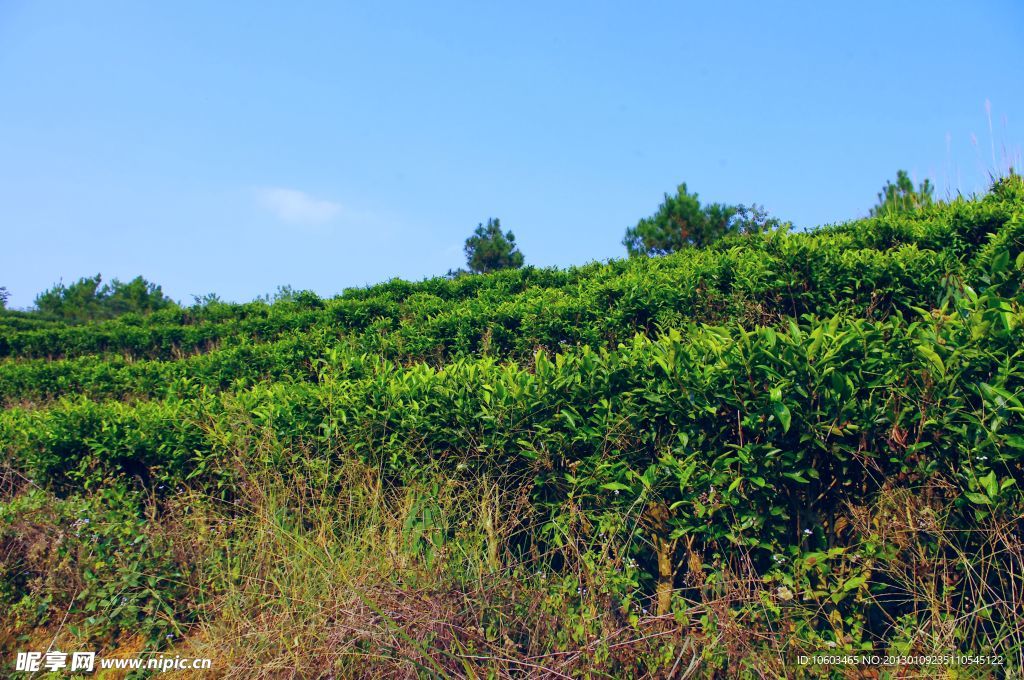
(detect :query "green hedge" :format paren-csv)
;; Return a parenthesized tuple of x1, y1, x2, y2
(5, 294, 1020, 549)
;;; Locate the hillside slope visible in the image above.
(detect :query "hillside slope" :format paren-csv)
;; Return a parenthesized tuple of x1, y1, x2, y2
(2, 177, 1023, 677)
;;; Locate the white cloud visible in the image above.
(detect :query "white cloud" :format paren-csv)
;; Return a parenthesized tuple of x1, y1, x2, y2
(256, 187, 342, 225)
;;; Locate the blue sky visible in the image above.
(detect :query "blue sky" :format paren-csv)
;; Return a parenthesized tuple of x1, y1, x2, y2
(1, 1, 1022, 308)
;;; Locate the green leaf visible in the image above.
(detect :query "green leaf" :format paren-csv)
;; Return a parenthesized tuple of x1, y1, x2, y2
(677, 460, 698, 487)
(773, 401, 792, 433)
(980, 471, 999, 498)
(916, 345, 944, 376)
(807, 327, 824, 361)
(843, 574, 867, 592)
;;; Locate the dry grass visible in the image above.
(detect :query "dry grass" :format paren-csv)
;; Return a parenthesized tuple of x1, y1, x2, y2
(4, 451, 1021, 678)
(165, 457, 709, 678)
(846, 481, 1024, 674)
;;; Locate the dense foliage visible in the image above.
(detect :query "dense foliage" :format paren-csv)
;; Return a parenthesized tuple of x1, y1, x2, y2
(32, 274, 176, 322)
(1, 175, 1023, 676)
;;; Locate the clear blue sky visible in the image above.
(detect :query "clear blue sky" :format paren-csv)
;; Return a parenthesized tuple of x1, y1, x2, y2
(2, 1, 1022, 308)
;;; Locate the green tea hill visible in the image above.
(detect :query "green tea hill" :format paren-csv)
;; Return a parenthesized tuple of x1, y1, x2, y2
(2, 176, 1023, 677)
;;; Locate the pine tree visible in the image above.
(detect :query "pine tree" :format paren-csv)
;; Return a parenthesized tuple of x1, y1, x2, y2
(463, 218, 525, 274)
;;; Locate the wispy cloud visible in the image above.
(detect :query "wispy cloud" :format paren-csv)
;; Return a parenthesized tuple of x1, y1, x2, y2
(256, 187, 342, 225)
